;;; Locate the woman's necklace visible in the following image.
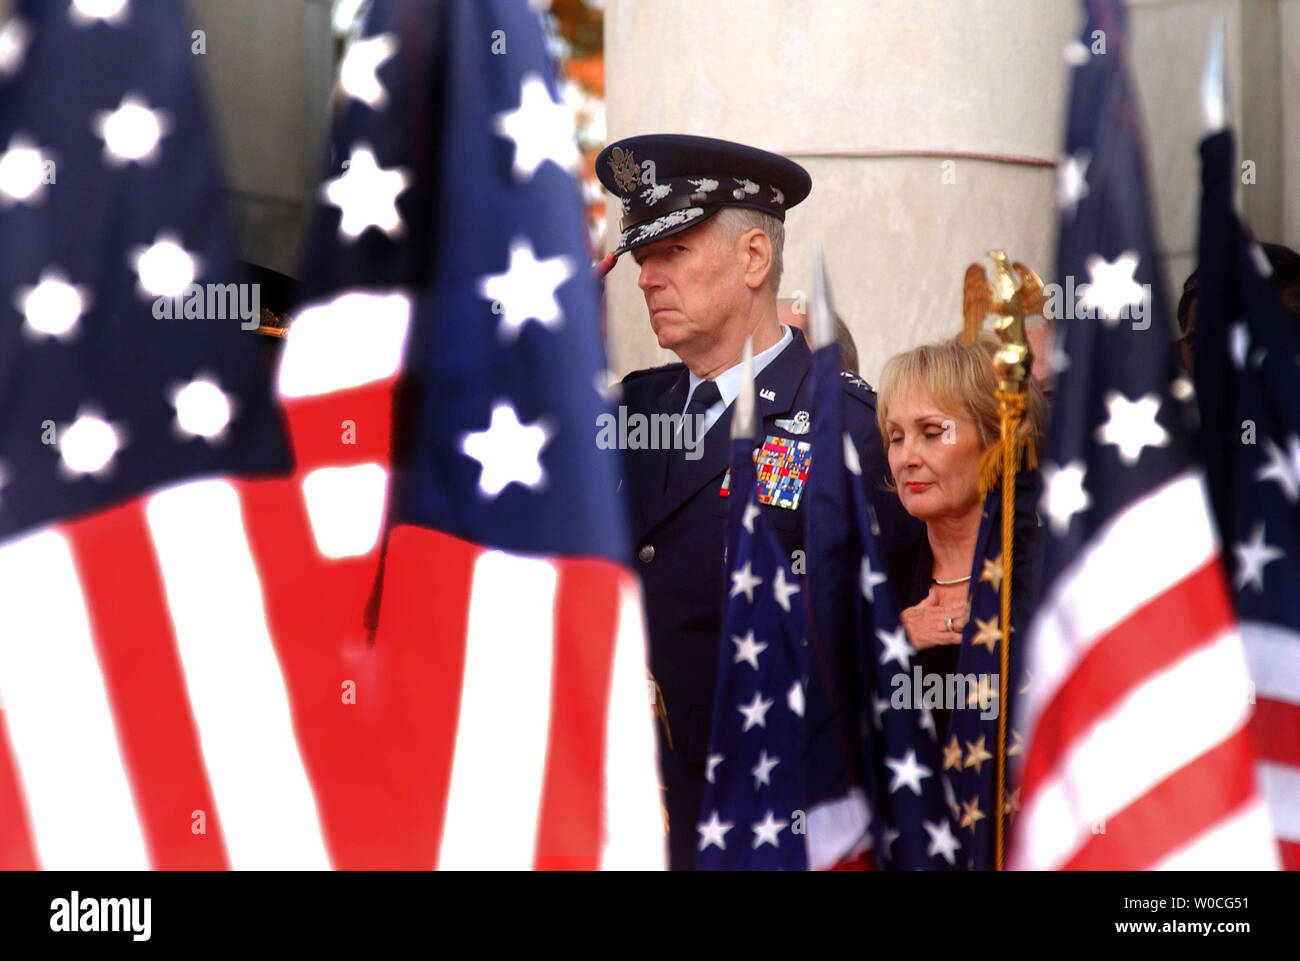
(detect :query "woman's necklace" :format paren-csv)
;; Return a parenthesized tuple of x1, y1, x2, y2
(931, 574, 971, 585)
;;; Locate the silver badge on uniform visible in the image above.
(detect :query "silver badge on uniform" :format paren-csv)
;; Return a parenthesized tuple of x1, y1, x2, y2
(774, 410, 810, 435)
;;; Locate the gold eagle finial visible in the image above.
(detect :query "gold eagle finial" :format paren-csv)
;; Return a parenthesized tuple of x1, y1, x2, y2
(961, 250, 1047, 393)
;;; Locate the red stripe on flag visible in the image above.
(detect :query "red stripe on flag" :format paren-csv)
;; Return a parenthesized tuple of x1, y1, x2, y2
(1020, 560, 1233, 804)
(830, 851, 874, 871)
(64, 502, 230, 869)
(1059, 726, 1258, 870)
(237, 476, 402, 868)
(0, 709, 38, 870)
(281, 379, 394, 470)
(532, 560, 622, 870)
(370, 524, 480, 868)
(1251, 697, 1300, 767)
(1280, 840, 1300, 872)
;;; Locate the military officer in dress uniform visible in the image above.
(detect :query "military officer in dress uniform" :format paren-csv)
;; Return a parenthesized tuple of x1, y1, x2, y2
(596, 134, 920, 869)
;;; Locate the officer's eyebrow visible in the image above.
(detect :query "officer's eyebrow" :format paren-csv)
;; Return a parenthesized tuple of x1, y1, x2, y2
(631, 238, 679, 265)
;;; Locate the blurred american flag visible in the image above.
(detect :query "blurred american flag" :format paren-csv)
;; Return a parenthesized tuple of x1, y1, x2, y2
(1010, 0, 1277, 870)
(0, 0, 662, 870)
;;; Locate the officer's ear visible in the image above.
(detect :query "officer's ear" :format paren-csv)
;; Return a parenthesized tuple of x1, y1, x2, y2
(739, 227, 773, 292)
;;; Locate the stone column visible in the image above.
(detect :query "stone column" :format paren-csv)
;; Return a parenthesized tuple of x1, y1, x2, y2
(1283, 0, 1300, 246)
(602, 0, 1299, 383)
(602, 0, 1076, 383)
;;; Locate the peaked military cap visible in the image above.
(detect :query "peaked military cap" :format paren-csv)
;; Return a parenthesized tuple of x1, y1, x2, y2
(595, 134, 811, 254)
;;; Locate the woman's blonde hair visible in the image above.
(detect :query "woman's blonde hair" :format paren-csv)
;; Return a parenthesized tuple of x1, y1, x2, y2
(876, 331, 1047, 493)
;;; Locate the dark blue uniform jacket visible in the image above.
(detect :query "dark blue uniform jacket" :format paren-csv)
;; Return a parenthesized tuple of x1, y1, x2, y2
(619, 326, 921, 869)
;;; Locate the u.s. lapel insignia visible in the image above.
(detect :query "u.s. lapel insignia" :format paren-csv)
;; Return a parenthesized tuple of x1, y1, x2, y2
(759, 388, 776, 402)
(755, 435, 812, 510)
(773, 410, 810, 435)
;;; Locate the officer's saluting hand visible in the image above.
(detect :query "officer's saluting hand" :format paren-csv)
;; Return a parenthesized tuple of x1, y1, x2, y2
(593, 250, 618, 282)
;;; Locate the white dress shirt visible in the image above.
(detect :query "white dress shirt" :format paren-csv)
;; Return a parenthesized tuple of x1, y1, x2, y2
(682, 324, 793, 437)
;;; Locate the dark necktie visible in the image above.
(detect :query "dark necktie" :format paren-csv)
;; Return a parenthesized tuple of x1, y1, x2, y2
(684, 379, 721, 420)
(664, 379, 721, 492)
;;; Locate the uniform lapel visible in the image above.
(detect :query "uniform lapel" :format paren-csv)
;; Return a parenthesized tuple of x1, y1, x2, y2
(638, 328, 812, 537)
(626, 370, 689, 533)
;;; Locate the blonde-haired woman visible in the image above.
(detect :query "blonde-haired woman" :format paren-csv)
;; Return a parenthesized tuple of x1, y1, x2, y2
(876, 331, 1047, 735)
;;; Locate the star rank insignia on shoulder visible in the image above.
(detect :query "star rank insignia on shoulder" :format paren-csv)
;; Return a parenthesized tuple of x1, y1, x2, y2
(840, 368, 872, 391)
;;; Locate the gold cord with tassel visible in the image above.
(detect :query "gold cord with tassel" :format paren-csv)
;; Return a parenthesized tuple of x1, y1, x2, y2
(963, 249, 1043, 871)
(993, 389, 1025, 872)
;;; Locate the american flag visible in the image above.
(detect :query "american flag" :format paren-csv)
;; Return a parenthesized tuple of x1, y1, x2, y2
(1192, 127, 1300, 869)
(1008, 0, 1278, 870)
(0, 0, 319, 869)
(800, 275, 961, 871)
(0, 0, 663, 870)
(942, 464, 1040, 870)
(695, 427, 809, 870)
(285, 0, 662, 869)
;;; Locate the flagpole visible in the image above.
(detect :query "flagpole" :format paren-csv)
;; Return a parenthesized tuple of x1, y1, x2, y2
(962, 250, 1039, 869)
(993, 388, 1021, 870)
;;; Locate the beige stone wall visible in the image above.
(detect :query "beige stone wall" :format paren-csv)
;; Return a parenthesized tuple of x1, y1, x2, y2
(184, 0, 336, 276)
(603, 0, 1300, 385)
(1128, 0, 1296, 316)
(1284, 0, 1300, 245)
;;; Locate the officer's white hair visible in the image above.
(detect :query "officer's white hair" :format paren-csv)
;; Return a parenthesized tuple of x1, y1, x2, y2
(713, 206, 784, 294)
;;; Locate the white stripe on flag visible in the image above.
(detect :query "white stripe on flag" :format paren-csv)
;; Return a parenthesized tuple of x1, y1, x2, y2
(300, 463, 388, 559)
(599, 578, 665, 869)
(1025, 473, 1217, 726)
(1259, 763, 1300, 842)
(277, 291, 411, 398)
(437, 551, 556, 870)
(1240, 620, 1300, 705)
(1151, 797, 1279, 870)
(806, 788, 872, 872)
(0, 529, 149, 869)
(145, 481, 330, 869)
(1013, 630, 1252, 869)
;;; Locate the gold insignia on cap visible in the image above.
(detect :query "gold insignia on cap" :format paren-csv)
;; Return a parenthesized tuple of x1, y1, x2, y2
(608, 146, 639, 193)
